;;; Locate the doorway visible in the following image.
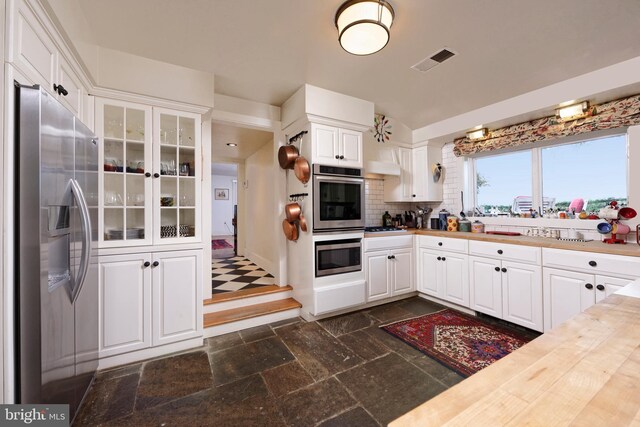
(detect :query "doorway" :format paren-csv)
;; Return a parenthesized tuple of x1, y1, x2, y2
(211, 162, 237, 259)
(210, 122, 278, 295)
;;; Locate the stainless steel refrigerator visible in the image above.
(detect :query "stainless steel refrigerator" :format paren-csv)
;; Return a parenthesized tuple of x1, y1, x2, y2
(15, 84, 99, 420)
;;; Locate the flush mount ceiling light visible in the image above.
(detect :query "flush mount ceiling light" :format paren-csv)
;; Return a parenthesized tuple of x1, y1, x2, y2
(556, 101, 589, 120)
(226, 143, 237, 147)
(466, 128, 488, 141)
(335, 0, 395, 56)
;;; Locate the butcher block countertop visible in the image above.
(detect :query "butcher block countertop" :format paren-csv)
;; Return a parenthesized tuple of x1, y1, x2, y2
(364, 229, 640, 257)
(391, 281, 640, 426)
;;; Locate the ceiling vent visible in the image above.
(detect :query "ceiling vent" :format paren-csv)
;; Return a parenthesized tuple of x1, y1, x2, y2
(411, 48, 457, 72)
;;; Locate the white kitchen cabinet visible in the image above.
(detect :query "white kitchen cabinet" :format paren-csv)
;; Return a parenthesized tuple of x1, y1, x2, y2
(99, 249, 202, 358)
(392, 248, 414, 294)
(9, 0, 88, 121)
(96, 98, 153, 247)
(99, 253, 152, 357)
(418, 248, 469, 307)
(469, 256, 502, 318)
(385, 145, 442, 202)
(502, 261, 542, 331)
(411, 146, 443, 202)
(96, 100, 202, 247)
(543, 268, 634, 331)
(470, 255, 542, 331)
(311, 123, 362, 167)
(595, 276, 630, 302)
(383, 147, 413, 202)
(152, 250, 202, 346)
(364, 237, 414, 302)
(365, 251, 391, 301)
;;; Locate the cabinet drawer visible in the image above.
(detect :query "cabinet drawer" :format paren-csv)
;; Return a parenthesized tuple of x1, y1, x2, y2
(418, 235, 468, 254)
(469, 241, 540, 265)
(543, 248, 640, 279)
(314, 281, 365, 315)
(364, 235, 413, 252)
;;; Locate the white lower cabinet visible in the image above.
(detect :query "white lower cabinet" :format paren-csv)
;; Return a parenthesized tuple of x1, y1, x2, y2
(99, 249, 202, 358)
(543, 268, 632, 332)
(152, 251, 203, 346)
(364, 237, 414, 302)
(99, 253, 151, 357)
(365, 248, 414, 302)
(418, 248, 469, 307)
(470, 256, 543, 331)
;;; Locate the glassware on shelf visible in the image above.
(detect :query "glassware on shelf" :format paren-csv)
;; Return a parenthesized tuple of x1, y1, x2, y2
(179, 162, 190, 176)
(104, 191, 123, 206)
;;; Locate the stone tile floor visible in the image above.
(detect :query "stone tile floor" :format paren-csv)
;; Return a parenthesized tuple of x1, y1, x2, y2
(75, 297, 534, 426)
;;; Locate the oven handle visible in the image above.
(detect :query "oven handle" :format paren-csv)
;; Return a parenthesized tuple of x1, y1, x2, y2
(314, 175, 364, 184)
(315, 242, 361, 251)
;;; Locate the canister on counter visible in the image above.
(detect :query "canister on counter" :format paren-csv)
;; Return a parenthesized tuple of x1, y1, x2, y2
(459, 219, 471, 232)
(447, 215, 459, 232)
(438, 209, 450, 230)
(471, 220, 485, 233)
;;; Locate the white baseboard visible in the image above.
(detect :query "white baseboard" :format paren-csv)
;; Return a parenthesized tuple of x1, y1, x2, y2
(245, 250, 275, 276)
(299, 292, 418, 322)
(204, 290, 292, 313)
(203, 308, 300, 338)
(97, 337, 204, 370)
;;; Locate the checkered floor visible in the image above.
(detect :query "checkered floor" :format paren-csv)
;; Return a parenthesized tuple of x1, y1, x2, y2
(211, 256, 275, 294)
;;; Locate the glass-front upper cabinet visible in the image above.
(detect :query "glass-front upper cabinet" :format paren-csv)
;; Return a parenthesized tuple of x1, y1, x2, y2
(153, 108, 201, 243)
(96, 99, 153, 247)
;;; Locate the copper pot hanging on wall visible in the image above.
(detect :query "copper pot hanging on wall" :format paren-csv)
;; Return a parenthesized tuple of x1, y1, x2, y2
(284, 202, 302, 222)
(278, 145, 299, 169)
(282, 219, 299, 241)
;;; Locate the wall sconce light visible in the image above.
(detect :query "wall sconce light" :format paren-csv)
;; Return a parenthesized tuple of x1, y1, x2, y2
(466, 128, 488, 141)
(226, 143, 238, 147)
(556, 101, 589, 120)
(335, 0, 395, 56)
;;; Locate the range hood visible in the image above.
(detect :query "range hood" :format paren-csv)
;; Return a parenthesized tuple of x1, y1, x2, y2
(364, 160, 401, 176)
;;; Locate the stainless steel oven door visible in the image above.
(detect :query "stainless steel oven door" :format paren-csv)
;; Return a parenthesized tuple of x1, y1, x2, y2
(315, 239, 362, 277)
(313, 174, 365, 231)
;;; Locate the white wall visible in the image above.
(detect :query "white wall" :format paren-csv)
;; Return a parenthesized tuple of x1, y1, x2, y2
(211, 175, 236, 236)
(243, 141, 276, 273)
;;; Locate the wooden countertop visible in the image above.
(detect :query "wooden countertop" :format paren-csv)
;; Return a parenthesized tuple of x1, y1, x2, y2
(391, 283, 640, 426)
(364, 229, 640, 257)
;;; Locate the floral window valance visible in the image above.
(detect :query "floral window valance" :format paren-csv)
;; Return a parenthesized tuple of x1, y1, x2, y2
(453, 94, 640, 157)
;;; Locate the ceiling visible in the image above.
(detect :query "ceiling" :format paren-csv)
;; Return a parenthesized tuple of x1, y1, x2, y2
(211, 123, 273, 161)
(76, 0, 640, 129)
(211, 162, 238, 177)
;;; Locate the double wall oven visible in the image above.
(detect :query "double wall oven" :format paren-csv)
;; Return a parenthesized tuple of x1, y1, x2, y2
(312, 164, 365, 277)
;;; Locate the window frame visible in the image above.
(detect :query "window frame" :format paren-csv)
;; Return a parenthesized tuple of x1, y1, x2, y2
(466, 129, 630, 216)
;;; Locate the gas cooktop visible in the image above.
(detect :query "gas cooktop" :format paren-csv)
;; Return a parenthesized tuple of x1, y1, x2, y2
(364, 227, 408, 233)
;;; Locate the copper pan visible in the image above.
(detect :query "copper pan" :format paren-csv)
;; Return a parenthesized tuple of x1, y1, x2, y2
(294, 156, 310, 184)
(282, 219, 299, 241)
(299, 213, 308, 232)
(278, 145, 299, 169)
(284, 202, 302, 222)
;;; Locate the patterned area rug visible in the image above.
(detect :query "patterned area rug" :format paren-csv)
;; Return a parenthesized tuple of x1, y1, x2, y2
(381, 309, 533, 377)
(212, 239, 233, 250)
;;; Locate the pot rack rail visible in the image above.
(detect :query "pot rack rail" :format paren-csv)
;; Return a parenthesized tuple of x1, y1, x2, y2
(287, 130, 308, 145)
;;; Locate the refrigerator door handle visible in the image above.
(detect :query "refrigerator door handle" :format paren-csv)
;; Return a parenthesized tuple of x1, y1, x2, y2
(69, 178, 92, 303)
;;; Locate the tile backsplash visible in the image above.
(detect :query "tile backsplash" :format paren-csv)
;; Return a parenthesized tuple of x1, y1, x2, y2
(364, 178, 440, 227)
(365, 178, 413, 226)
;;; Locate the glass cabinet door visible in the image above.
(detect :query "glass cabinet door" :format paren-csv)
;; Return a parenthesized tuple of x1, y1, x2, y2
(153, 108, 201, 243)
(97, 99, 153, 247)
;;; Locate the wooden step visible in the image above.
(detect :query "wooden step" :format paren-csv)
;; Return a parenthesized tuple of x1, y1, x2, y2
(203, 297, 302, 328)
(204, 285, 293, 305)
